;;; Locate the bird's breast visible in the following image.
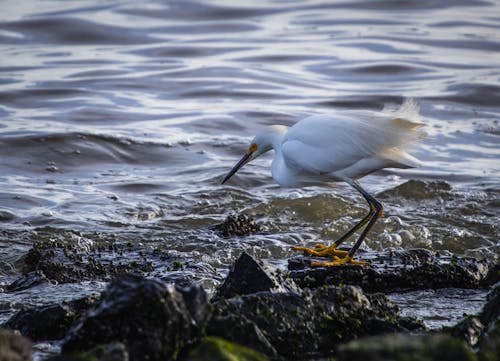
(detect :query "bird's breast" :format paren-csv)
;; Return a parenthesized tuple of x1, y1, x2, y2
(271, 151, 330, 188)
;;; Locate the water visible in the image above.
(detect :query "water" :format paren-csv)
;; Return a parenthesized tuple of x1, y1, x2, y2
(0, 0, 499, 337)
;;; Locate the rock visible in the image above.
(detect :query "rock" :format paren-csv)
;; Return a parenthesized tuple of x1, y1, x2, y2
(207, 285, 422, 359)
(8, 231, 216, 289)
(477, 283, 500, 361)
(477, 320, 499, 361)
(62, 275, 208, 361)
(2, 296, 97, 341)
(6, 271, 48, 292)
(378, 179, 453, 201)
(46, 343, 128, 361)
(19, 238, 154, 284)
(446, 316, 484, 347)
(184, 336, 269, 361)
(212, 252, 279, 302)
(336, 333, 476, 361)
(206, 313, 278, 357)
(86, 342, 129, 361)
(289, 249, 492, 292)
(480, 283, 499, 327)
(0, 330, 32, 361)
(212, 214, 260, 237)
(481, 263, 499, 287)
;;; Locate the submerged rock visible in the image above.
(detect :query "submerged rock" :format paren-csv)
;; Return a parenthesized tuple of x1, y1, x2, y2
(212, 214, 260, 237)
(289, 249, 492, 292)
(185, 336, 269, 361)
(336, 333, 476, 361)
(0, 330, 32, 361)
(378, 179, 453, 201)
(2, 296, 97, 341)
(62, 274, 208, 361)
(207, 284, 422, 359)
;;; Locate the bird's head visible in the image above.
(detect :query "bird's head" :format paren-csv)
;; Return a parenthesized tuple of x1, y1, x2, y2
(221, 126, 286, 184)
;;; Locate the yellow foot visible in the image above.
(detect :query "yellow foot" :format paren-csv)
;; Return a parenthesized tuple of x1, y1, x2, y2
(291, 243, 348, 257)
(311, 255, 369, 267)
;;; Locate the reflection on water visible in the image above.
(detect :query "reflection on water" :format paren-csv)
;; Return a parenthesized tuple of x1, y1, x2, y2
(0, 0, 499, 333)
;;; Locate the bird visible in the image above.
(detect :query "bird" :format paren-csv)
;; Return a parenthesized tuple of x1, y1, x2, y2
(221, 99, 425, 266)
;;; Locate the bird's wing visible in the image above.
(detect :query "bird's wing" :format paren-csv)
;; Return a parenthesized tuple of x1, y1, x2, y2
(281, 111, 424, 174)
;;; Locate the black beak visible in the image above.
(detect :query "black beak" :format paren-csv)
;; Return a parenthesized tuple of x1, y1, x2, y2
(221, 152, 253, 184)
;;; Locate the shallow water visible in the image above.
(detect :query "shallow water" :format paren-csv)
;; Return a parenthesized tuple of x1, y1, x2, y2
(0, 0, 499, 339)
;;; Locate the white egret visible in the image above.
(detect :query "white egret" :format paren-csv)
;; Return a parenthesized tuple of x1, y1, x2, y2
(222, 100, 425, 266)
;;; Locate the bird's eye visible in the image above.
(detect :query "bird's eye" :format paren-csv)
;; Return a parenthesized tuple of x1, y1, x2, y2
(248, 143, 258, 153)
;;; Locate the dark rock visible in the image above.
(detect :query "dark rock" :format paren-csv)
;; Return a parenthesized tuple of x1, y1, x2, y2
(86, 342, 129, 361)
(289, 249, 492, 292)
(477, 283, 500, 361)
(206, 313, 278, 357)
(0, 330, 32, 361)
(378, 179, 453, 201)
(185, 336, 269, 361)
(62, 275, 208, 361)
(207, 285, 422, 359)
(336, 333, 476, 361)
(212, 214, 260, 237)
(7, 229, 219, 290)
(446, 316, 484, 347)
(212, 252, 278, 302)
(44, 355, 87, 361)
(20, 238, 154, 284)
(46, 343, 128, 361)
(481, 263, 499, 287)
(2, 296, 98, 341)
(6, 271, 48, 292)
(477, 319, 499, 361)
(480, 282, 499, 327)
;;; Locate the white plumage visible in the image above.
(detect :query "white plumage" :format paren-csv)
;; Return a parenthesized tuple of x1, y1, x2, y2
(222, 99, 425, 266)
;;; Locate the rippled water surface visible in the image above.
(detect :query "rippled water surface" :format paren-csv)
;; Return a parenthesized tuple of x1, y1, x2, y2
(1, 0, 499, 336)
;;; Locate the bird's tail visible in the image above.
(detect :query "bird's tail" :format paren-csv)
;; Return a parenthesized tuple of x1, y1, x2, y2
(383, 98, 427, 144)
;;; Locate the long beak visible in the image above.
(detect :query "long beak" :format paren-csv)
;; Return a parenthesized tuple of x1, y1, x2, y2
(221, 152, 253, 184)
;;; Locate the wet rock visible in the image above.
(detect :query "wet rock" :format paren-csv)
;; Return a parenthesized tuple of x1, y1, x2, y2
(336, 333, 476, 361)
(447, 316, 484, 347)
(212, 252, 279, 302)
(378, 179, 453, 201)
(477, 320, 499, 361)
(477, 283, 500, 361)
(206, 313, 278, 357)
(480, 283, 499, 326)
(212, 214, 260, 237)
(6, 271, 48, 292)
(207, 285, 422, 359)
(46, 343, 128, 361)
(185, 336, 269, 361)
(86, 342, 129, 361)
(7, 229, 219, 290)
(2, 295, 98, 341)
(481, 263, 499, 287)
(0, 330, 32, 361)
(19, 238, 153, 284)
(289, 249, 492, 292)
(62, 274, 208, 361)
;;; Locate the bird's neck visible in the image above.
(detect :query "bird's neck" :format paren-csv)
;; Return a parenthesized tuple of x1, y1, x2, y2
(268, 125, 288, 152)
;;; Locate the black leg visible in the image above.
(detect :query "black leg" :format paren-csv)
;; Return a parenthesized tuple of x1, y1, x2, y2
(333, 202, 374, 248)
(346, 181, 383, 258)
